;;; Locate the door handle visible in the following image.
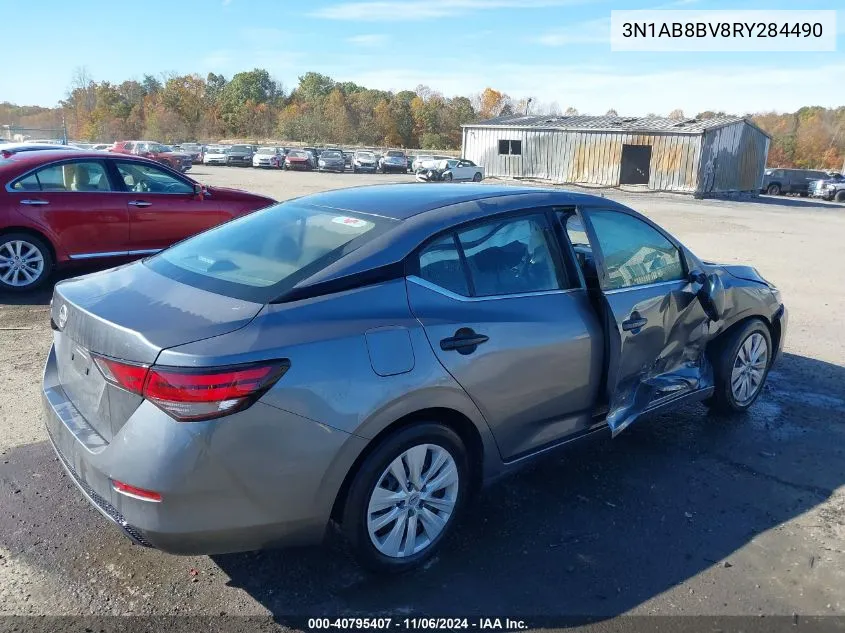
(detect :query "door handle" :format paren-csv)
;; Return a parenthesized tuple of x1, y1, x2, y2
(440, 328, 489, 355)
(128, 200, 152, 207)
(621, 313, 648, 333)
(21, 199, 49, 206)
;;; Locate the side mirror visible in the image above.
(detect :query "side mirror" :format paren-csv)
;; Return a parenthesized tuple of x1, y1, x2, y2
(193, 183, 204, 200)
(690, 269, 724, 322)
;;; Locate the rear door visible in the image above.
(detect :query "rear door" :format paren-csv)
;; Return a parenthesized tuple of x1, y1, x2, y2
(576, 207, 712, 435)
(8, 158, 130, 259)
(109, 159, 226, 253)
(406, 210, 604, 460)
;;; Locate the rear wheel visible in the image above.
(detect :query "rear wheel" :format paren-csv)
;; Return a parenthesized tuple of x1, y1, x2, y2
(766, 183, 781, 195)
(341, 423, 469, 573)
(835, 190, 845, 203)
(707, 319, 772, 414)
(0, 233, 53, 292)
(472, 172, 482, 182)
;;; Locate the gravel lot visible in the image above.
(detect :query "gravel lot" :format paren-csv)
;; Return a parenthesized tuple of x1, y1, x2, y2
(1, 167, 844, 624)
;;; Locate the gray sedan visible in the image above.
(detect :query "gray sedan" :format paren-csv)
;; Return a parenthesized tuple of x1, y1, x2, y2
(43, 184, 786, 573)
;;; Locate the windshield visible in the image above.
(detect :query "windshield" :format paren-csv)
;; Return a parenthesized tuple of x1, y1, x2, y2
(357, 152, 374, 159)
(288, 150, 307, 158)
(322, 150, 342, 159)
(231, 145, 251, 152)
(387, 151, 404, 157)
(146, 203, 395, 303)
(257, 147, 276, 154)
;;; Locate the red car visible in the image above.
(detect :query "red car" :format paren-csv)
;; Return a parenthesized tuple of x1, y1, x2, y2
(0, 150, 275, 291)
(111, 140, 193, 173)
(284, 149, 312, 171)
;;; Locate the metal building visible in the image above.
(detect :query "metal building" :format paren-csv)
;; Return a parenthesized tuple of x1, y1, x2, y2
(461, 114, 770, 196)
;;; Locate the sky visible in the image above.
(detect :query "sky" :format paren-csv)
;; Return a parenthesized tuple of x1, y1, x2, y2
(1, 0, 843, 116)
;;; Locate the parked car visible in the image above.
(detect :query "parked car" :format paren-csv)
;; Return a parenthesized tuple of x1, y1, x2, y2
(761, 168, 831, 196)
(318, 149, 345, 173)
(342, 151, 354, 167)
(0, 150, 274, 291)
(203, 146, 229, 166)
(379, 150, 408, 174)
(252, 147, 284, 169)
(443, 159, 484, 182)
(1, 143, 82, 157)
(90, 143, 113, 152)
(111, 141, 192, 173)
(352, 150, 377, 173)
(412, 155, 434, 172)
(808, 172, 844, 198)
(284, 149, 312, 171)
(225, 144, 254, 167)
(40, 184, 785, 573)
(179, 143, 204, 164)
(814, 179, 845, 202)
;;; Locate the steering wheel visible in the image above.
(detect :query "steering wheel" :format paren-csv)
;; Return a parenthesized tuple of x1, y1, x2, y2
(133, 180, 151, 193)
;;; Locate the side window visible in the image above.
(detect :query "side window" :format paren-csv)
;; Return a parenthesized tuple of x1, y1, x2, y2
(418, 234, 470, 296)
(115, 161, 193, 194)
(13, 161, 111, 192)
(124, 142, 134, 151)
(11, 173, 41, 191)
(587, 210, 685, 290)
(497, 140, 522, 156)
(457, 214, 563, 296)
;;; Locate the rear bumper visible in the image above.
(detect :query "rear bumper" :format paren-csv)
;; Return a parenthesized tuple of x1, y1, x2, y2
(42, 344, 364, 555)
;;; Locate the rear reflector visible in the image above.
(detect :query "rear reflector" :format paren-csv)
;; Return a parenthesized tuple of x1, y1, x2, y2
(93, 356, 288, 422)
(112, 479, 162, 502)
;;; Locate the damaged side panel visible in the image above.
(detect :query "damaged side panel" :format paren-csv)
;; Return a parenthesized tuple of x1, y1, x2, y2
(602, 280, 713, 436)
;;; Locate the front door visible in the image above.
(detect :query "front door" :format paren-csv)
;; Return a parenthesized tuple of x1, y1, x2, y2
(579, 207, 712, 435)
(8, 159, 130, 260)
(110, 159, 225, 253)
(406, 211, 603, 460)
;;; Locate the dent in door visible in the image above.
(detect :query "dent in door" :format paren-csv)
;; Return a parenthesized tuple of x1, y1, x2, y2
(605, 286, 713, 436)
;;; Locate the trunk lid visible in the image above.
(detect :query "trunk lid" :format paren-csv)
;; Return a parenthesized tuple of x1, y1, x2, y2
(50, 262, 263, 440)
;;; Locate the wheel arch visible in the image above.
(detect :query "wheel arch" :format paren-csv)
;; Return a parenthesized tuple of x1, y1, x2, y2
(0, 225, 58, 265)
(707, 312, 777, 360)
(330, 406, 487, 524)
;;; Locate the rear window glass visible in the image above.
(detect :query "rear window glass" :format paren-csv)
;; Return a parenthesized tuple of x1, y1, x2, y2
(146, 202, 396, 303)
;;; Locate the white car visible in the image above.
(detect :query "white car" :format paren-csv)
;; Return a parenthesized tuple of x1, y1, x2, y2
(412, 155, 435, 171)
(443, 158, 484, 182)
(253, 147, 283, 168)
(203, 146, 229, 165)
(90, 143, 113, 151)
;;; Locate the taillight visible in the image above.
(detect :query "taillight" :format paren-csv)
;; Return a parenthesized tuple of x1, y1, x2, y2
(93, 356, 148, 394)
(93, 356, 288, 421)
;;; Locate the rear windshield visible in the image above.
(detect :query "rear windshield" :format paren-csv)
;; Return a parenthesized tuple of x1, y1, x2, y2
(322, 150, 342, 158)
(387, 151, 404, 157)
(146, 202, 396, 302)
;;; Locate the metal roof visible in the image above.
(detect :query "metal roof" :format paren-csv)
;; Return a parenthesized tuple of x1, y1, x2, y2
(463, 114, 768, 136)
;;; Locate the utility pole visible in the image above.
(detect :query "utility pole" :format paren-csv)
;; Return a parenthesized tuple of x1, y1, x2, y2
(525, 98, 533, 116)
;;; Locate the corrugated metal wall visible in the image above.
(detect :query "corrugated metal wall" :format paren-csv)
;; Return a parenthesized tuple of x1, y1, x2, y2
(697, 122, 769, 194)
(463, 123, 766, 194)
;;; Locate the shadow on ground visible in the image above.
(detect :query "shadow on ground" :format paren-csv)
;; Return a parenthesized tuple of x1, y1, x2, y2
(1, 352, 843, 623)
(748, 195, 842, 210)
(211, 351, 845, 621)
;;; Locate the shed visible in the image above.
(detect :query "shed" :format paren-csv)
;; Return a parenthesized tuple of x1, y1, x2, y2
(461, 114, 770, 196)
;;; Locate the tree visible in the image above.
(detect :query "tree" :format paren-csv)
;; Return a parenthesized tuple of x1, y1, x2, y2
(295, 72, 335, 103)
(476, 88, 511, 119)
(606, 108, 618, 117)
(564, 107, 578, 116)
(668, 108, 685, 120)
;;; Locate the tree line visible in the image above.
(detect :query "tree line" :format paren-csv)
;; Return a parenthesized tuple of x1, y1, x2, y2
(1, 68, 842, 167)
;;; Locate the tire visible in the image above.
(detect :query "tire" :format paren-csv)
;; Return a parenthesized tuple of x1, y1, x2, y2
(0, 232, 53, 292)
(341, 423, 469, 573)
(835, 190, 845, 203)
(707, 319, 772, 414)
(472, 172, 482, 182)
(766, 183, 781, 195)
(443, 173, 453, 182)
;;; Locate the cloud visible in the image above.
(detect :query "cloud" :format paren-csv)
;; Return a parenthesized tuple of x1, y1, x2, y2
(310, 0, 600, 21)
(536, 18, 609, 45)
(334, 62, 845, 116)
(347, 34, 389, 47)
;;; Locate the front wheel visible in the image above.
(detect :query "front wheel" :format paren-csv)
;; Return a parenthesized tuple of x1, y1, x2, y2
(766, 183, 781, 195)
(0, 233, 53, 292)
(443, 173, 453, 182)
(707, 319, 772, 414)
(835, 190, 845, 203)
(341, 423, 469, 573)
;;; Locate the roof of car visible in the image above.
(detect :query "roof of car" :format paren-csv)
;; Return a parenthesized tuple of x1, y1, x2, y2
(298, 183, 607, 220)
(0, 150, 172, 172)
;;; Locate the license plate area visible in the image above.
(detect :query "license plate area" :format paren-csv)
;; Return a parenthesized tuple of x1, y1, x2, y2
(54, 333, 111, 440)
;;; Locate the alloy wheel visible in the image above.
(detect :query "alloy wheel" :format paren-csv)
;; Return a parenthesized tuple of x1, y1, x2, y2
(730, 332, 768, 405)
(366, 443, 459, 558)
(0, 240, 45, 287)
